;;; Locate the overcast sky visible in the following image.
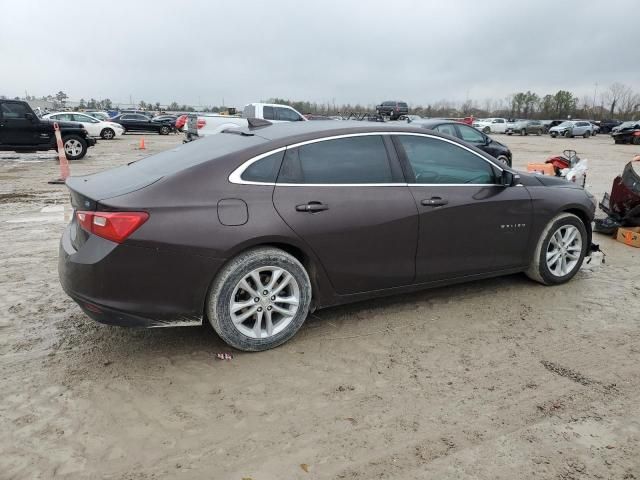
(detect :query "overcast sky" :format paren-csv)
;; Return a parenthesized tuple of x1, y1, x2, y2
(1, 0, 638, 108)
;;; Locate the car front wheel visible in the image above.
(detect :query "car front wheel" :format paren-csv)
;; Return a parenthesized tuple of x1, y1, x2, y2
(526, 213, 587, 285)
(496, 155, 510, 166)
(101, 128, 115, 140)
(207, 247, 312, 351)
(61, 135, 88, 160)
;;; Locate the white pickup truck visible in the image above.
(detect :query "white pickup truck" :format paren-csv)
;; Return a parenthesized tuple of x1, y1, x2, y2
(184, 102, 306, 140)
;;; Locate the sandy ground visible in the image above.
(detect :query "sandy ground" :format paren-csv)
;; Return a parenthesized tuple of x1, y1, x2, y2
(1, 130, 639, 480)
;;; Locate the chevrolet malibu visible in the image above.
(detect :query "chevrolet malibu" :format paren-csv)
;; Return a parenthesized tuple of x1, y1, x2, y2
(59, 121, 596, 351)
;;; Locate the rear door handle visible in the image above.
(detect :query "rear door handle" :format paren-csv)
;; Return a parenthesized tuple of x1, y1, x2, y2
(295, 202, 329, 213)
(421, 197, 448, 207)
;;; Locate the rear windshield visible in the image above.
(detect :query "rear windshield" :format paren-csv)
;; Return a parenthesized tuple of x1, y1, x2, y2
(67, 132, 266, 200)
(398, 102, 408, 108)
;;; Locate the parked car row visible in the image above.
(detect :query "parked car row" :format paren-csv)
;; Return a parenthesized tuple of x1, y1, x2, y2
(0, 100, 96, 159)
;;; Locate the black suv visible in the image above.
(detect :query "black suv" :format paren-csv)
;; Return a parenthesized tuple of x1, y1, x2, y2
(0, 100, 96, 160)
(376, 101, 409, 120)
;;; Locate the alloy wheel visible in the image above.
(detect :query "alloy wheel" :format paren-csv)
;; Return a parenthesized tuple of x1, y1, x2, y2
(546, 225, 582, 277)
(64, 139, 83, 156)
(229, 266, 300, 339)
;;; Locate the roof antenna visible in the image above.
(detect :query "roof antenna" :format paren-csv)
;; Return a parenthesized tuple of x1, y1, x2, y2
(247, 117, 272, 129)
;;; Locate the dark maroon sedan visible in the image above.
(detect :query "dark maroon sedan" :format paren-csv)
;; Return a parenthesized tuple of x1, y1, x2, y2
(59, 121, 596, 351)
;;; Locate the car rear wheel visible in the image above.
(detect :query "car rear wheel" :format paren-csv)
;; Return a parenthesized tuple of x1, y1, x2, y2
(100, 128, 115, 140)
(206, 247, 312, 351)
(525, 213, 587, 285)
(61, 135, 87, 160)
(159, 125, 171, 135)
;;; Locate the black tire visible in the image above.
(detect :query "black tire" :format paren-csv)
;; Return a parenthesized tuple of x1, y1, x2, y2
(564, 129, 573, 138)
(521, 128, 527, 136)
(61, 135, 87, 160)
(633, 136, 640, 145)
(100, 128, 115, 140)
(206, 247, 312, 351)
(483, 126, 491, 134)
(525, 213, 588, 286)
(496, 155, 510, 166)
(159, 125, 170, 135)
(583, 131, 590, 139)
(551, 132, 557, 138)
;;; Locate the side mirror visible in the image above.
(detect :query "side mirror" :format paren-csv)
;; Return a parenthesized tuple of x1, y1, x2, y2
(25, 112, 35, 122)
(501, 170, 521, 187)
(484, 135, 492, 144)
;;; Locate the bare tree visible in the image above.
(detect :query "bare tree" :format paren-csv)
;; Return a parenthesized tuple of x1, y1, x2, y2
(604, 83, 632, 117)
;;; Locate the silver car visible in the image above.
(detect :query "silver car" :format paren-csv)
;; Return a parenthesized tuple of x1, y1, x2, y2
(549, 121, 594, 138)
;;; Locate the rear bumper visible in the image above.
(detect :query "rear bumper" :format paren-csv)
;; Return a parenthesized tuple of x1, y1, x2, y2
(58, 225, 224, 328)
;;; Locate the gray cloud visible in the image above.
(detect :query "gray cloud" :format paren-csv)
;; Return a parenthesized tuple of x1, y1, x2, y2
(0, 0, 637, 108)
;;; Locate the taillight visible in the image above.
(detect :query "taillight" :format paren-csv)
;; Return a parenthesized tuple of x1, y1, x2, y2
(197, 118, 206, 129)
(76, 211, 149, 243)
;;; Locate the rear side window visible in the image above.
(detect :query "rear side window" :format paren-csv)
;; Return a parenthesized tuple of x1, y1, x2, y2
(278, 135, 393, 184)
(1, 103, 28, 119)
(241, 151, 284, 183)
(399, 102, 408, 108)
(396, 135, 496, 185)
(263, 106, 275, 120)
(433, 124, 457, 136)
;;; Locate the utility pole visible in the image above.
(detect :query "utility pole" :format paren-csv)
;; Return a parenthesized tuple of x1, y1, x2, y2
(592, 82, 598, 117)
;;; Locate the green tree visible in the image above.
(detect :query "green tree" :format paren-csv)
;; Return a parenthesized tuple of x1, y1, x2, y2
(55, 91, 68, 106)
(79, 98, 86, 109)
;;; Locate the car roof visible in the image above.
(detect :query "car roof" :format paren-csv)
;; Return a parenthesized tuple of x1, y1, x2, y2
(241, 120, 432, 142)
(406, 118, 459, 128)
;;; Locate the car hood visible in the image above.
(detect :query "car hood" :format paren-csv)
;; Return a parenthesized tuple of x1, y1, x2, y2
(549, 125, 569, 131)
(519, 171, 583, 189)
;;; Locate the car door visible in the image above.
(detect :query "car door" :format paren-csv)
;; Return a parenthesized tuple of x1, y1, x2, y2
(494, 118, 506, 133)
(391, 133, 533, 283)
(0, 102, 39, 146)
(272, 134, 419, 295)
(72, 114, 100, 136)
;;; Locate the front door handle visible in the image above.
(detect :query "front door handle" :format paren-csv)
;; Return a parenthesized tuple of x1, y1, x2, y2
(295, 202, 329, 213)
(421, 197, 448, 207)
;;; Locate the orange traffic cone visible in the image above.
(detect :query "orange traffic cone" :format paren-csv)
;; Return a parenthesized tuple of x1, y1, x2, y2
(139, 137, 146, 150)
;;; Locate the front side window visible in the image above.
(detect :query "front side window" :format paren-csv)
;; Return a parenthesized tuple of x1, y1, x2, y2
(457, 125, 485, 144)
(240, 151, 284, 183)
(396, 135, 496, 185)
(263, 106, 275, 120)
(278, 135, 393, 184)
(275, 107, 301, 122)
(1, 103, 28, 119)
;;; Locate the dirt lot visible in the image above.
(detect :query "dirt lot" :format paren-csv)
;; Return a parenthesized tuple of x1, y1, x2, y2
(1, 131, 639, 480)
